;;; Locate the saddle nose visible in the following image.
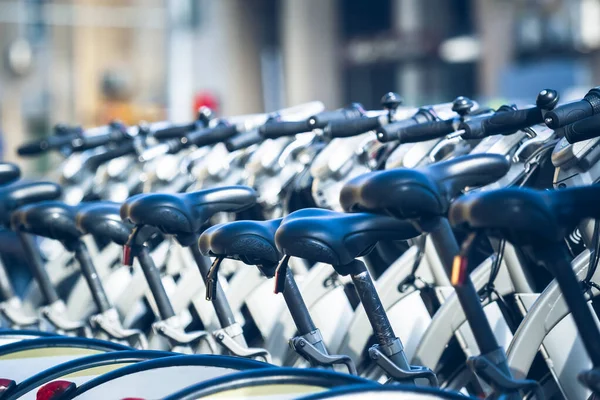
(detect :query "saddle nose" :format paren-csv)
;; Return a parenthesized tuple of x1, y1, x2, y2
(76, 202, 133, 246)
(120, 186, 257, 245)
(340, 153, 510, 221)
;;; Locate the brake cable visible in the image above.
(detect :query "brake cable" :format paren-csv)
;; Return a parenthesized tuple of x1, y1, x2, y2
(479, 138, 558, 310)
(582, 219, 600, 293)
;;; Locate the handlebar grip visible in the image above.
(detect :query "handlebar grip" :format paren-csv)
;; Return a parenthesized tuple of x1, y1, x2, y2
(225, 129, 262, 151)
(17, 134, 77, 156)
(308, 107, 363, 129)
(153, 123, 196, 140)
(324, 116, 381, 138)
(87, 141, 136, 170)
(562, 114, 600, 144)
(259, 120, 310, 139)
(394, 119, 456, 143)
(186, 125, 238, 147)
(72, 131, 126, 152)
(459, 107, 541, 140)
(376, 119, 419, 143)
(480, 107, 542, 136)
(544, 100, 593, 129)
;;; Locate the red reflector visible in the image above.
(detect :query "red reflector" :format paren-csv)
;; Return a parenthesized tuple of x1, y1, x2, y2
(123, 245, 133, 266)
(0, 378, 15, 392)
(37, 380, 75, 400)
(451, 255, 468, 286)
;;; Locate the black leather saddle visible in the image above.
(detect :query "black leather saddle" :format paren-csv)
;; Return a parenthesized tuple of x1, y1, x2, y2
(76, 202, 133, 246)
(449, 186, 600, 245)
(275, 208, 419, 267)
(199, 219, 282, 274)
(120, 186, 257, 246)
(10, 201, 89, 247)
(0, 163, 20, 186)
(0, 181, 62, 226)
(340, 154, 510, 222)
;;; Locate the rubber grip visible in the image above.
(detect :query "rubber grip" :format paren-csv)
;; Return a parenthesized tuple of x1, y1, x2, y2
(325, 116, 381, 138)
(480, 106, 542, 136)
(259, 120, 310, 139)
(186, 125, 238, 147)
(308, 108, 362, 129)
(563, 114, 600, 144)
(153, 123, 196, 140)
(87, 141, 136, 170)
(17, 134, 77, 156)
(225, 129, 262, 151)
(395, 119, 455, 143)
(459, 107, 539, 140)
(72, 131, 125, 152)
(376, 119, 419, 142)
(544, 100, 593, 129)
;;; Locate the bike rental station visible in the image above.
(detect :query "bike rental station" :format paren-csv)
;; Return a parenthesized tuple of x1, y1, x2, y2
(2, 1, 600, 399)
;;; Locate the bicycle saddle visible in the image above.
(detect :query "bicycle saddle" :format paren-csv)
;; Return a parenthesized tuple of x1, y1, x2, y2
(449, 186, 600, 245)
(0, 181, 62, 226)
(0, 163, 20, 186)
(275, 208, 419, 267)
(340, 154, 510, 221)
(120, 186, 257, 245)
(199, 219, 282, 274)
(10, 201, 87, 247)
(76, 202, 133, 246)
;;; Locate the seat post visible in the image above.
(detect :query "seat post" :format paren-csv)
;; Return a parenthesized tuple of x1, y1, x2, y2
(136, 247, 176, 321)
(535, 245, 600, 368)
(189, 242, 237, 329)
(281, 269, 319, 336)
(15, 231, 60, 305)
(428, 218, 512, 375)
(71, 240, 112, 314)
(346, 259, 410, 372)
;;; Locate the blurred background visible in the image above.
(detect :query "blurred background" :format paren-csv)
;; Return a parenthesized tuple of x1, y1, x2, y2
(0, 0, 599, 171)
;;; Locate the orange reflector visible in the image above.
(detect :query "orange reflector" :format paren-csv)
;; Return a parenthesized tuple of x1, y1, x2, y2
(451, 255, 468, 286)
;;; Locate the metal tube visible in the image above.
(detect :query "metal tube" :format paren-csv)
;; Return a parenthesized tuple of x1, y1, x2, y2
(16, 231, 59, 304)
(350, 266, 396, 346)
(72, 241, 112, 313)
(137, 247, 175, 320)
(189, 244, 236, 329)
(282, 269, 318, 336)
(429, 219, 508, 363)
(538, 246, 600, 368)
(350, 266, 410, 370)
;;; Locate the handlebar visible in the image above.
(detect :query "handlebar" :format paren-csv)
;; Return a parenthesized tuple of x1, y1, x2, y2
(561, 114, 600, 144)
(458, 106, 542, 140)
(324, 116, 382, 139)
(259, 120, 311, 139)
(544, 87, 600, 129)
(225, 129, 262, 151)
(376, 109, 437, 143)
